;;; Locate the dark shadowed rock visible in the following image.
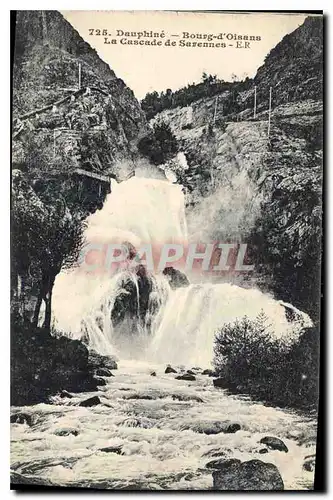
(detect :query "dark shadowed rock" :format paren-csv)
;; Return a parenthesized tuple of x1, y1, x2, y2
(165, 365, 177, 374)
(10, 412, 34, 426)
(259, 448, 269, 454)
(206, 458, 241, 469)
(100, 445, 123, 454)
(260, 436, 288, 453)
(175, 374, 196, 381)
(94, 377, 107, 386)
(303, 455, 315, 472)
(95, 367, 113, 377)
(187, 369, 196, 375)
(59, 390, 73, 398)
(88, 349, 118, 370)
(212, 459, 284, 490)
(150, 371, 157, 376)
(54, 427, 79, 437)
(213, 378, 228, 388)
(188, 420, 241, 435)
(162, 267, 190, 289)
(202, 369, 217, 376)
(79, 396, 101, 407)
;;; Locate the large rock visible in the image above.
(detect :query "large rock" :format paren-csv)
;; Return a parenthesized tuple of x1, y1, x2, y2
(187, 420, 241, 435)
(165, 365, 177, 374)
(79, 396, 101, 407)
(260, 436, 288, 453)
(88, 349, 118, 370)
(212, 459, 284, 490)
(95, 367, 113, 377)
(175, 374, 196, 381)
(162, 267, 190, 289)
(213, 378, 228, 388)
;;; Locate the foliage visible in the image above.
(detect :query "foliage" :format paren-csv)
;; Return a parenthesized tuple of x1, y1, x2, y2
(138, 122, 178, 165)
(213, 312, 319, 410)
(141, 72, 251, 120)
(11, 170, 86, 328)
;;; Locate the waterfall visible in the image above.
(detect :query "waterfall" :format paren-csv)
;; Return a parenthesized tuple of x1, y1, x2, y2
(53, 173, 311, 365)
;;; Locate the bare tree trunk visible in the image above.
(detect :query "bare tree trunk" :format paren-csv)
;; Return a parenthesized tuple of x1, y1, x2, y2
(32, 290, 43, 328)
(42, 275, 55, 331)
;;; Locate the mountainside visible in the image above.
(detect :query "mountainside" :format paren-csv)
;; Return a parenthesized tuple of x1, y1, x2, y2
(148, 16, 323, 320)
(12, 11, 148, 189)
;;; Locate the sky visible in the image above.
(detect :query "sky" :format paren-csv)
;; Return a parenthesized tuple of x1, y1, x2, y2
(62, 11, 308, 100)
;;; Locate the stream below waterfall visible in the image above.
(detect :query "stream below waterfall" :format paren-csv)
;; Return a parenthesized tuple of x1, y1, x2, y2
(11, 361, 316, 490)
(11, 175, 317, 490)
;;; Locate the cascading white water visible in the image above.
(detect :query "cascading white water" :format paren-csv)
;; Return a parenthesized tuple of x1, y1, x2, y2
(53, 173, 311, 365)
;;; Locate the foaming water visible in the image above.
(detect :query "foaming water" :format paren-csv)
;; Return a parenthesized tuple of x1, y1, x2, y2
(53, 173, 311, 365)
(11, 362, 317, 490)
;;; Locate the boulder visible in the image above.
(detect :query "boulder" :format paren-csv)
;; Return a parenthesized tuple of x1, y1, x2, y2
(260, 436, 288, 453)
(59, 390, 73, 398)
(206, 458, 241, 469)
(79, 396, 101, 407)
(213, 378, 228, 388)
(88, 349, 118, 370)
(165, 365, 177, 374)
(259, 448, 269, 454)
(189, 420, 241, 435)
(95, 367, 113, 377)
(150, 371, 157, 376)
(94, 377, 107, 386)
(187, 369, 196, 375)
(175, 374, 196, 381)
(212, 459, 284, 490)
(100, 445, 123, 454)
(303, 455, 316, 472)
(10, 412, 33, 426)
(202, 369, 216, 376)
(162, 267, 190, 289)
(54, 427, 79, 437)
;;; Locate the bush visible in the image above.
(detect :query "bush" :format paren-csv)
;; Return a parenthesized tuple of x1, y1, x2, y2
(213, 312, 319, 410)
(138, 122, 178, 165)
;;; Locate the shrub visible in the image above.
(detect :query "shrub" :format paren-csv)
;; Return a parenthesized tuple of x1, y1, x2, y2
(137, 122, 178, 166)
(213, 312, 319, 410)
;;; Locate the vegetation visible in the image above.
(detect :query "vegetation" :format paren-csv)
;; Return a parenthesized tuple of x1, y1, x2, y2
(11, 170, 86, 329)
(141, 72, 250, 120)
(138, 121, 178, 165)
(213, 312, 319, 410)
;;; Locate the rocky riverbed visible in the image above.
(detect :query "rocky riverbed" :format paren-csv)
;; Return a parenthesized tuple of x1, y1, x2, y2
(11, 361, 317, 490)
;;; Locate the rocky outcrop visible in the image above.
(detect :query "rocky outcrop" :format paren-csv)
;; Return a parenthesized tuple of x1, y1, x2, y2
(212, 459, 284, 490)
(259, 436, 289, 453)
(162, 267, 190, 289)
(13, 11, 148, 184)
(11, 322, 99, 406)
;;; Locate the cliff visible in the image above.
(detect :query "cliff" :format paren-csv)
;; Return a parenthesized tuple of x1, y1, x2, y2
(12, 11, 148, 193)
(148, 16, 323, 319)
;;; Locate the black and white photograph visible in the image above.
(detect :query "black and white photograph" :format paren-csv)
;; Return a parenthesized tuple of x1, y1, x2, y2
(10, 9, 323, 491)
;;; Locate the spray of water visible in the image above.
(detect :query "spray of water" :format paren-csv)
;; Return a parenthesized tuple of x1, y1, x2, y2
(52, 173, 311, 365)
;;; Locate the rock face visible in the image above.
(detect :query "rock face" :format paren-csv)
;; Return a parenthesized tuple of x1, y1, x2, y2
(212, 459, 284, 491)
(13, 11, 148, 185)
(260, 436, 289, 453)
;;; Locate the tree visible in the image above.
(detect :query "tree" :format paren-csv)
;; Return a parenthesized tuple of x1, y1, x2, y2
(12, 169, 86, 329)
(138, 122, 178, 165)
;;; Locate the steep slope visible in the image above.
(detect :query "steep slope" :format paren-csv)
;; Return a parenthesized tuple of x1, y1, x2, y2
(148, 16, 323, 319)
(12, 11, 148, 187)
